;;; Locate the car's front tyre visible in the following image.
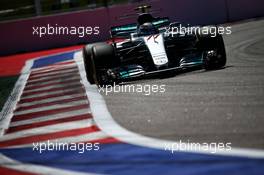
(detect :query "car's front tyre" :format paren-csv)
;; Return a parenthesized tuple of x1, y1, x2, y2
(198, 33, 227, 70)
(83, 42, 104, 84)
(85, 43, 117, 86)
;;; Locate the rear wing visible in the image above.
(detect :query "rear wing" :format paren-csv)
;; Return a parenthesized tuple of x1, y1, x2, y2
(110, 17, 170, 38)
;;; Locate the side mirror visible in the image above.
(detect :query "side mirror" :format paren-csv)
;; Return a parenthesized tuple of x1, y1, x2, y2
(130, 33, 138, 41)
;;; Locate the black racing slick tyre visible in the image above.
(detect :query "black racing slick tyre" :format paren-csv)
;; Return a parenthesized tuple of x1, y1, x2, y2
(199, 34, 227, 70)
(91, 43, 116, 86)
(82, 42, 104, 84)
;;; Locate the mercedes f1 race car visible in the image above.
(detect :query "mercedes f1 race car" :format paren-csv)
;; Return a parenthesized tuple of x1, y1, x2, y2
(83, 5, 226, 85)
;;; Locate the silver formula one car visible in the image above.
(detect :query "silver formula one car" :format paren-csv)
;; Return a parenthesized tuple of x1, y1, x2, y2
(83, 5, 226, 85)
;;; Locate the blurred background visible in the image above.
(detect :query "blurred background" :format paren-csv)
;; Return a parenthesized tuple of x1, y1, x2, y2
(0, 0, 263, 56)
(0, 0, 136, 21)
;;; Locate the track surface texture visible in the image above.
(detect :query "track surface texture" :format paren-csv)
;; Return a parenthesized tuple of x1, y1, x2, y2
(102, 19, 264, 149)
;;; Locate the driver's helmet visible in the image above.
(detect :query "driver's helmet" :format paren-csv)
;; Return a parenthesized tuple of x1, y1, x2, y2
(137, 22, 158, 36)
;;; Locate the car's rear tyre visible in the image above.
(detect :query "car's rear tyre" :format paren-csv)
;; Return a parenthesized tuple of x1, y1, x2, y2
(198, 34, 226, 70)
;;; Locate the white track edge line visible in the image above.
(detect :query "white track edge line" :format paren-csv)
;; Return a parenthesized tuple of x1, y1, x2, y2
(74, 51, 264, 159)
(0, 153, 98, 175)
(0, 60, 33, 136)
(0, 49, 100, 175)
(0, 49, 80, 136)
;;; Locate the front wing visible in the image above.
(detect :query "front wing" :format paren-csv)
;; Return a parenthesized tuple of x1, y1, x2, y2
(104, 53, 204, 82)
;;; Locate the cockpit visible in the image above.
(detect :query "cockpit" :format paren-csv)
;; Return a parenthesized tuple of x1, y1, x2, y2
(137, 22, 159, 37)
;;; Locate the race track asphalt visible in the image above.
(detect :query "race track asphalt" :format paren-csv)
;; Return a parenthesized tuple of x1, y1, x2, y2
(102, 19, 264, 149)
